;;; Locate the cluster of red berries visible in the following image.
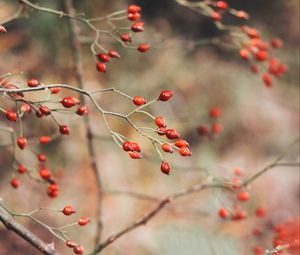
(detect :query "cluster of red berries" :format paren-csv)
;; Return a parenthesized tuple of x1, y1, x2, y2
(208, 1, 249, 22)
(239, 27, 288, 87)
(95, 4, 150, 74)
(196, 106, 223, 137)
(62, 205, 88, 254)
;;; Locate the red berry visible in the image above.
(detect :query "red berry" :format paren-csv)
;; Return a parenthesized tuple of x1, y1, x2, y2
(271, 38, 283, 48)
(47, 183, 59, 198)
(174, 139, 189, 148)
(27, 79, 39, 87)
(166, 129, 179, 140)
(240, 49, 250, 60)
(59, 125, 70, 135)
(17, 137, 27, 150)
(5, 110, 17, 121)
(129, 151, 142, 159)
(196, 125, 208, 136)
(131, 22, 144, 32)
(231, 209, 247, 220)
(39, 168, 51, 180)
(252, 245, 264, 255)
(137, 44, 150, 53)
(209, 107, 221, 118)
(63, 205, 75, 216)
(50, 87, 61, 94)
(96, 53, 110, 63)
(128, 4, 141, 13)
(160, 161, 171, 175)
(211, 11, 221, 21)
(255, 50, 268, 61)
(157, 127, 167, 135)
(234, 167, 242, 176)
(255, 207, 266, 218)
(96, 62, 107, 73)
(236, 11, 249, 19)
(78, 217, 90, 226)
(39, 136, 51, 144)
(133, 96, 146, 106)
(128, 12, 141, 21)
(211, 123, 223, 134)
(252, 227, 263, 236)
(218, 208, 229, 219)
(237, 191, 250, 201)
(61, 97, 77, 108)
(18, 164, 27, 174)
(108, 50, 120, 59)
(131, 142, 141, 152)
(179, 146, 191, 156)
(122, 141, 133, 152)
(155, 116, 167, 127)
(40, 106, 51, 116)
(231, 178, 242, 189)
(37, 153, 47, 162)
(262, 73, 272, 87)
(161, 143, 173, 153)
(120, 34, 132, 43)
(216, 1, 228, 10)
(10, 178, 20, 188)
(158, 90, 173, 101)
(73, 245, 84, 255)
(66, 240, 77, 248)
(21, 103, 31, 113)
(76, 105, 88, 116)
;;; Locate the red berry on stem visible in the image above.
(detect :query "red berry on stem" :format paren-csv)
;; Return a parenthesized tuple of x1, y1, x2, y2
(66, 240, 77, 248)
(39, 168, 51, 180)
(78, 217, 90, 226)
(27, 79, 39, 87)
(47, 183, 59, 198)
(128, 12, 141, 21)
(96, 53, 110, 63)
(161, 143, 173, 153)
(108, 50, 120, 59)
(40, 106, 51, 116)
(158, 90, 173, 101)
(61, 97, 77, 108)
(131, 22, 144, 32)
(155, 116, 167, 127)
(37, 153, 47, 162)
(59, 125, 70, 135)
(157, 127, 167, 135)
(129, 151, 142, 159)
(18, 164, 27, 174)
(216, 1, 228, 10)
(211, 123, 223, 134)
(128, 4, 141, 13)
(76, 105, 88, 116)
(211, 11, 221, 21)
(160, 161, 171, 175)
(122, 141, 133, 152)
(262, 73, 272, 87)
(166, 129, 179, 140)
(137, 44, 150, 53)
(50, 87, 61, 94)
(17, 137, 27, 150)
(196, 125, 208, 136)
(271, 38, 283, 48)
(131, 142, 141, 152)
(21, 103, 31, 113)
(63, 205, 76, 216)
(179, 146, 191, 157)
(120, 34, 132, 43)
(133, 96, 146, 106)
(73, 245, 84, 255)
(240, 49, 250, 60)
(209, 107, 221, 118)
(236, 11, 249, 19)
(255, 50, 268, 61)
(5, 110, 17, 121)
(255, 207, 266, 217)
(174, 139, 189, 148)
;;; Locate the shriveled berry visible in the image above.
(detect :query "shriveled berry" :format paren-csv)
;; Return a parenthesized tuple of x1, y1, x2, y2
(17, 137, 27, 150)
(27, 79, 39, 87)
(160, 161, 171, 175)
(63, 205, 76, 216)
(133, 96, 146, 106)
(158, 90, 173, 101)
(78, 217, 90, 226)
(59, 125, 70, 135)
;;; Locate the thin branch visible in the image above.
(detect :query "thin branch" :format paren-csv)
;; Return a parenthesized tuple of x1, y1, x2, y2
(0, 206, 61, 255)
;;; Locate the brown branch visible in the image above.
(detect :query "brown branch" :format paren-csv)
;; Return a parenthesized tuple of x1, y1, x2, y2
(0, 206, 61, 255)
(63, 0, 104, 247)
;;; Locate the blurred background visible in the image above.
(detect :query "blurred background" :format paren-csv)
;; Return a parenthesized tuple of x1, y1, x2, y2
(0, 0, 299, 254)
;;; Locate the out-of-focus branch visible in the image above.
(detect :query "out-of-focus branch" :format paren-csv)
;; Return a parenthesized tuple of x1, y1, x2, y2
(0, 206, 61, 255)
(0, 6, 24, 25)
(63, 0, 104, 247)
